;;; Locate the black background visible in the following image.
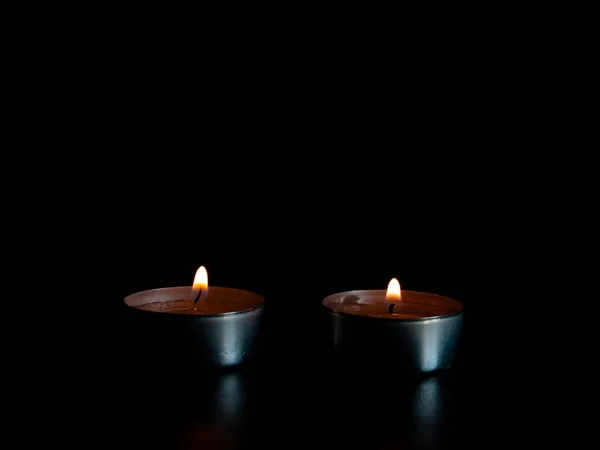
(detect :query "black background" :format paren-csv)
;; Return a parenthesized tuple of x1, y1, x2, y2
(114, 57, 514, 447)
(117, 138, 503, 449)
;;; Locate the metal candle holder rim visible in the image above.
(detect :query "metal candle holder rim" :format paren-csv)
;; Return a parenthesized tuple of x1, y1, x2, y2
(124, 285, 265, 318)
(322, 289, 464, 322)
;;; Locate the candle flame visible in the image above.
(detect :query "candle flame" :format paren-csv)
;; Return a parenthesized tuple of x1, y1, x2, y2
(385, 278, 401, 302)
(192, 266, 208, 299)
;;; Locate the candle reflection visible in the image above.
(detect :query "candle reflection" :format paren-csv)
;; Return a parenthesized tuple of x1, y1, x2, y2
(412, 376, 443, 448)
(320, 352, 456, 450)
(211, 371, 247, 425)
(377, 375, 447, 450)
(180, 371, 250, 450)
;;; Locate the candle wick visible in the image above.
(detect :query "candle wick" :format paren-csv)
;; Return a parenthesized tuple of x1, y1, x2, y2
(193, 288, 203, 306)
(388, 303, 396, 314)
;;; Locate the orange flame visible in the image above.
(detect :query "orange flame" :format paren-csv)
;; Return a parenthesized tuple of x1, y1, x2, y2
(385, 278, 401, 302)
(192, 266, 208, 299)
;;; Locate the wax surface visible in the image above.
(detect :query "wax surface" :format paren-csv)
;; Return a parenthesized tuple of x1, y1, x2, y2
(323, 290, 462, 319)
(125, 286, 264, 315)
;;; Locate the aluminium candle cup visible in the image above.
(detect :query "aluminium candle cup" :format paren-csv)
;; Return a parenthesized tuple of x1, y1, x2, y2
(323, 290, 464, 373)
(124, 286, 265, 369)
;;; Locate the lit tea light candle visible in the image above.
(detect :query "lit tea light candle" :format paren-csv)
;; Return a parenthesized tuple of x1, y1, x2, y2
(323, 278, 464, 373)
(128, 266, 263, 315)
(124, 266, 265, 368)
(323, 278, 463, 319)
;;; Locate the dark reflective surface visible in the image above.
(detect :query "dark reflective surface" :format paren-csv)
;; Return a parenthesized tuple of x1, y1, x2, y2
(121, 303, 470, 450)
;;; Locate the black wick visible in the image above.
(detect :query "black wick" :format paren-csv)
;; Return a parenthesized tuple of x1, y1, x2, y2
(388, 303, 396, 314)
(193, 288, 203, 307)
